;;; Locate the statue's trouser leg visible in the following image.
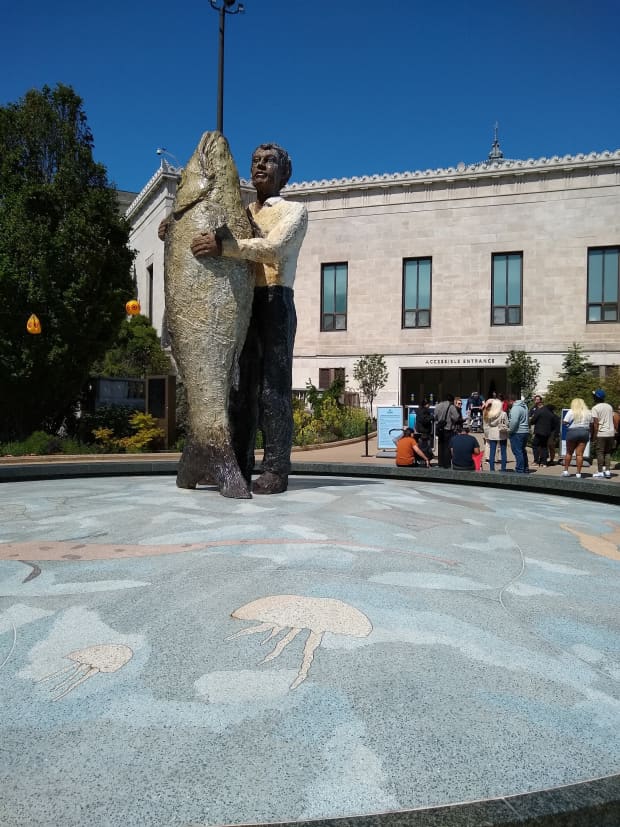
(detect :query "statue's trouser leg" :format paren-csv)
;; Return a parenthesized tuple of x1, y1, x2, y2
(254, 287, 296, 491)
(230, 308, 261, 485)
(230, 286, 296, 491)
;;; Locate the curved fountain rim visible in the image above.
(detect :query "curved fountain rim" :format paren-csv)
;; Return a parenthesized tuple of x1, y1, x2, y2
(1, 458, 619, 506)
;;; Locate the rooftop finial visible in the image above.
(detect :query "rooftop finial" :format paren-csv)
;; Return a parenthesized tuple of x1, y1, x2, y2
(488, 122, 504, 162)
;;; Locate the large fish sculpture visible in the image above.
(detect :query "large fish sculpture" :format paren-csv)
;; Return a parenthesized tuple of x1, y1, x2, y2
(164, 131, 254, 497)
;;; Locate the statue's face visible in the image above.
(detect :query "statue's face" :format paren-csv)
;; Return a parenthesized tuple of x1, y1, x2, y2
(251, 148, 285, 198)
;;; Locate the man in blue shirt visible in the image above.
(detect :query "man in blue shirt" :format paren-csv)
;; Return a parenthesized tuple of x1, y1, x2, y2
(450, 424, 481, 470)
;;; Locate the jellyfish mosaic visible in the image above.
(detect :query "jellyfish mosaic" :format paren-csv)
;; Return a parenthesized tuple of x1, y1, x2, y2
(229, 595, 372, 690)
(37, 644, 133, 701)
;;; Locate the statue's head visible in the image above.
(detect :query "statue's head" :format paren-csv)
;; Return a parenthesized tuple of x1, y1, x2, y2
(251, 143, 292, 196)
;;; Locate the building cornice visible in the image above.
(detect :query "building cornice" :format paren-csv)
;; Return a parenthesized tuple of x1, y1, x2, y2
(126, 149, 620, 217)
(283, 149, 620, 196)
(125, 167, 180, 220)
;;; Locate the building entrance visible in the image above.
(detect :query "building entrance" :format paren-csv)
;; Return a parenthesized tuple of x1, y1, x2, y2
(400, 367, 511, 406)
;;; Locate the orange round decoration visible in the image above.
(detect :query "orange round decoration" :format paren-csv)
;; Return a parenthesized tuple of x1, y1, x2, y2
(27, 314, 42, 335)
(125, 299, 141, 315)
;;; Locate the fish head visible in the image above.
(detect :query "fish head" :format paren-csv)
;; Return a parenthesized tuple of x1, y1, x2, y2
(174, 131, 240, 216)
(197, 130, 236, 178)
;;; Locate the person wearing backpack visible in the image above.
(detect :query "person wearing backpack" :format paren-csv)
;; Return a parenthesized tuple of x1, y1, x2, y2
(434, 394, 460, 468)
(416, 399, 433, 437)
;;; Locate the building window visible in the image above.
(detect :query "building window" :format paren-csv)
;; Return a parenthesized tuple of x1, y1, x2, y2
(403, 258, 431, 328)
(492, 252, 522, 325)
(318, 367, 345, 390)
(588, 247, 619, 322)
(321, 263, 347, 330)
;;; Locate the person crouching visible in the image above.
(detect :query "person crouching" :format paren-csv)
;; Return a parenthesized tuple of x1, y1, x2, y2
(396, 428, 432, 468)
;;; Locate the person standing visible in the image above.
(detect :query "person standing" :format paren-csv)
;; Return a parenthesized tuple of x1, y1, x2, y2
(546, 405, 561, 465)
(414, 399, 434, 462)
(562, 398, 592, 479)
(529, 394, 543, 418)
(508, 396, 530, 473)
(433, 394, 460, 469)
(454, 397, 464, 430)
(591, 389, 615, 478)
(484, 398, 509, 471)
(530, 400, 556, 467)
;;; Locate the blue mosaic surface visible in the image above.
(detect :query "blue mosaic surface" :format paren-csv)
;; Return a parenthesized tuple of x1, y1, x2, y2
(1, 476, 619, 826)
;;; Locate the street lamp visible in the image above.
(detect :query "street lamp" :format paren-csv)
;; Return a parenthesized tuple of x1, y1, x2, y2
(156, 147, 182, 175)
(209, 0, 244, 134)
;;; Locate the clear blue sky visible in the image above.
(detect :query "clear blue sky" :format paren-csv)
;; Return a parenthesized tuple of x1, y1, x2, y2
(3, 0, 619, 194)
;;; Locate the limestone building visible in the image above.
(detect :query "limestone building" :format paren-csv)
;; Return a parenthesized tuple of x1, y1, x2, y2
(126, 141, 620, 408)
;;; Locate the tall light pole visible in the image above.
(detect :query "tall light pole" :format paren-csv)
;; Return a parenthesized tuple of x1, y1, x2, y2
(209, 0, 244, 134)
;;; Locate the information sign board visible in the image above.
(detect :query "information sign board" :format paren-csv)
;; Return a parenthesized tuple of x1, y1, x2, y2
(377, 406, 405, 450)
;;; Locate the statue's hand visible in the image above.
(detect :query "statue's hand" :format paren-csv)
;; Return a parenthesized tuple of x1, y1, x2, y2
(190, 231, 222, 258)
(158, 217, 170, 241)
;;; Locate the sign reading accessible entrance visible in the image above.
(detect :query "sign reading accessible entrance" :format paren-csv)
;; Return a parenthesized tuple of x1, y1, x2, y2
(377, 406, 405, 451)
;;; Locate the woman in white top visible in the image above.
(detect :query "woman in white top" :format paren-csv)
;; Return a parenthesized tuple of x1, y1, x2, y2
(562, 398, 592, 478)
(483, 398, 509, 471)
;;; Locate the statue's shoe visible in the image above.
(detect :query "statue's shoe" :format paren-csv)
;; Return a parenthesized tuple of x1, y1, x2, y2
(252, 471, 288, 495)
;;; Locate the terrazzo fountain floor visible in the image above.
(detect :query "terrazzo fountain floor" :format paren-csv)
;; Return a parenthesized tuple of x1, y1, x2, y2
(1, 475, 619, 826)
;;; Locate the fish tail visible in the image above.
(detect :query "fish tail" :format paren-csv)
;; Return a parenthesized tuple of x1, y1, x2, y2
(177, 437, 251, 498)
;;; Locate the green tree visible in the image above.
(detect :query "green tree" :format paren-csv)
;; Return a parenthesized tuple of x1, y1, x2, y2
(561, 342, 594, 378)
(0, 84, 134, 440)
(92, 314, 171, 378)
(544, 358, 619, 414)
(353, 354, 388, 418)
(506, 350, 540, 401)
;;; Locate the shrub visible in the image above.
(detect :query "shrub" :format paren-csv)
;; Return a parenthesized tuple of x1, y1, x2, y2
(59, 437, 96, 455)
(340, 406, 370, 439)
(79, 404, 136, 443)
(21, 431, 63, 455)
(92, 427, 117, 453)
(292, 397, 368, 446)
(0, 431, 101, 456)
(92, 412, 164, 453)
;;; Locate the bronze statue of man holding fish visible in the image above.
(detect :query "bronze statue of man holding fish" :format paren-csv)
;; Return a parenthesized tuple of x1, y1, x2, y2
(162, 133, 307, 497)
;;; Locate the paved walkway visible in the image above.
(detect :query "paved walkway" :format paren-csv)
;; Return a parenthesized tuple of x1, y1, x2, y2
(1, 434, 617, 482)
(1, 442, 619, 826)
(295, 435, 619, 481)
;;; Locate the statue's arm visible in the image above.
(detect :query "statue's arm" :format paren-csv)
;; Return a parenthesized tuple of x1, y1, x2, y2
(220, 203, 308, 264)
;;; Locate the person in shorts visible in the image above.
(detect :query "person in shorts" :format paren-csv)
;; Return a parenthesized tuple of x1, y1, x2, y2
(562, 398, 592, 479)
